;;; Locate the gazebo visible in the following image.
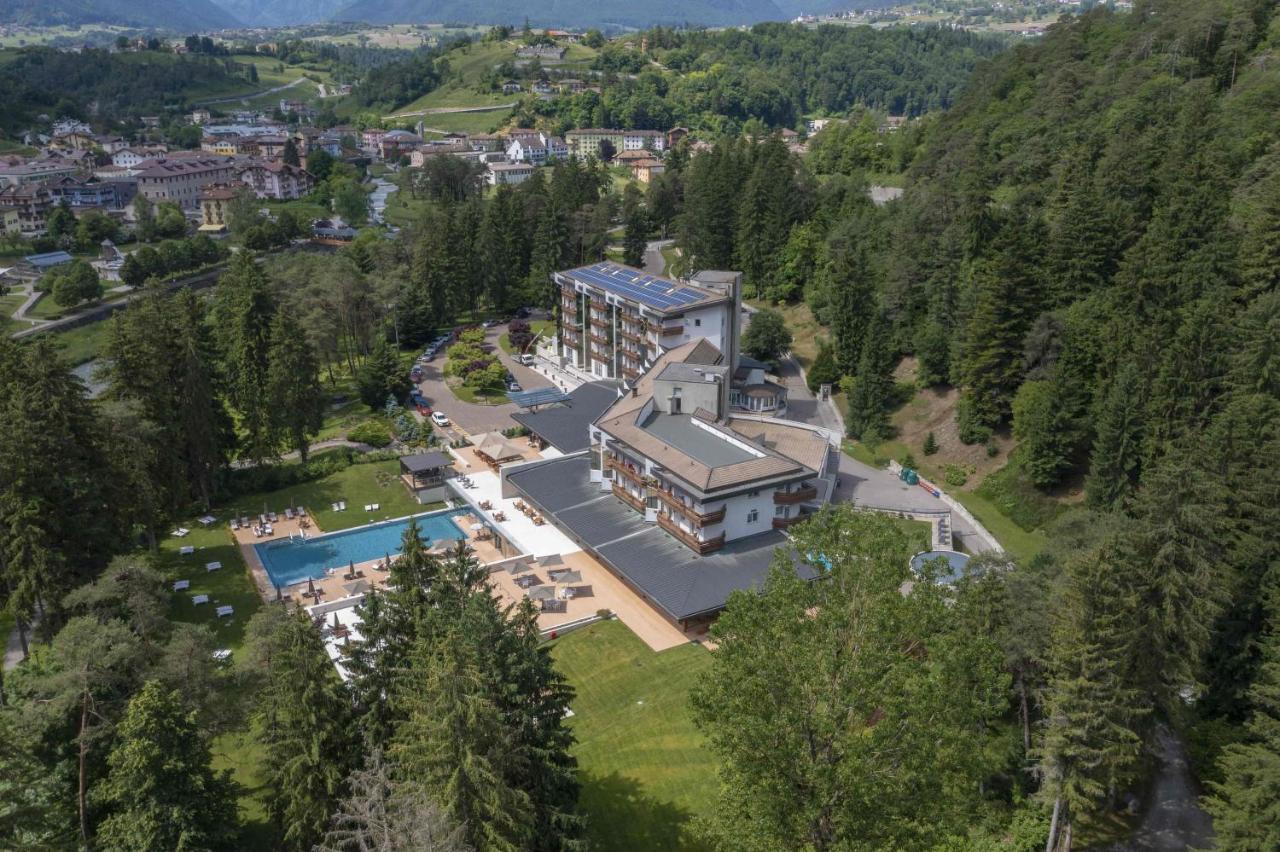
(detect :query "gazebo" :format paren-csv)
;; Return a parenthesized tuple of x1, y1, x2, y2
(399, 451, 454, 502)
(470, 432, 525, 469)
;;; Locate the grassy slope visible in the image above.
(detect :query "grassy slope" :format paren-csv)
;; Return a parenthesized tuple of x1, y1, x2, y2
(550, 620, 716, 851)
(227, 458, 424, 534)
(0, 293, 25, 333)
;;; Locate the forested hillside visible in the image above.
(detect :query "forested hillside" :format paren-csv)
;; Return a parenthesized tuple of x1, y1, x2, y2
(0, 0, 239, 29)
(638, 0, 1280, 845)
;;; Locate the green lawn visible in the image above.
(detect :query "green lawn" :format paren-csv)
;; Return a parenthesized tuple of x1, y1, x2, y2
(0, 292, 25, 333)
(228, 457, 425, 533)
(23, 292, 69, 320)
(949, 489, 1047, 564)
(50, 320, 110, 365)
(451, 382, 507, 405)
(418, 109, 513, 136)
(550, 620, 716, 851)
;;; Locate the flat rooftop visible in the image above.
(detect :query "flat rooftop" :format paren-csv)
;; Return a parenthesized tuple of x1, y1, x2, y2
(510, 381, 620, 454)
(506, 455, 816, 622)
(640, 412, 758, 468)
(559, 262, 725, 313)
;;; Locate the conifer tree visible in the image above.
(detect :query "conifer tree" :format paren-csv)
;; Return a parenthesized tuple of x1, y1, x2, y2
(267, 308, 326, 462)
(252, 609, 354, 851)
(215, 252, 277, 464)
(96, 681, 239, 852)
(622, 204, 648, 268)
(1085, 362, 1146, 510)
(845, 310, 895, 443)
(825, 241, 875, 375)
(1012, 379, 1080, 487)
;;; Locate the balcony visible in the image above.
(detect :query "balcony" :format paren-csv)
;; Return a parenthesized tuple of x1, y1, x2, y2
(660, 325, 684, 337)
(612, 482, 646, 514)
(589, 332, 611, 346)
(655, 487, 726, 526)
(590, 315, 610, 329)
(621, 365, 640, 380)
(618, 326, 642, 343)
(772, 513, 810, 530)
(562, 302, 577, 316)
(658, 512, 725, 555)
(605, 455, 646, 487)
(774, 484, 818, 505)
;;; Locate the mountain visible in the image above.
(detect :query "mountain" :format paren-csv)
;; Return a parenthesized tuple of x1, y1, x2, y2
(208, 0, 347, 26)
(329, 0, 787, 31)
(0, 0, 241, 29)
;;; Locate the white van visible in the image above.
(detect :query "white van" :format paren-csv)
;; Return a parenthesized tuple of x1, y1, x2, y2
(519, 353, 536, 366)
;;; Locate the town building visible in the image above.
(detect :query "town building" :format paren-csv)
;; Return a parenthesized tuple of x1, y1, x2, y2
(360, 128, 387, 153)
(505, 131, 566, 165)
(198, 185, 237, 233)
(565, 129, 666, 159)
(0, 184, 54, 235)
(0, 160, 79, 188)
(133, 156, 236, 210)
(555, 262, 741, 383)
(666, 126, 690, 149)
(486, 161, 536, 186)
(378, 129, 422, 161)
(112, 145, 168, 168)
(629, 157, 665, 184)
(188, 109, 212, 125)
(501, 80, 523, 94)
(47, 175, 137, 210)
(235, 160, 314, 200)
(0, 208, 19, 237)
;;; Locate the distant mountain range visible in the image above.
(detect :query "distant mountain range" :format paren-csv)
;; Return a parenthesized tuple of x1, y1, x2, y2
(0, 0, 889, 31)
(0, 0, 240, 29)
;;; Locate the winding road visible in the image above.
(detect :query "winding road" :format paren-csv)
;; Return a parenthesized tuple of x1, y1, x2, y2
(194, 75, 313, 107)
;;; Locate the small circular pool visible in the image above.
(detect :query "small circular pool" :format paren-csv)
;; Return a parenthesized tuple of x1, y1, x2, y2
(910, 550, 971, 584)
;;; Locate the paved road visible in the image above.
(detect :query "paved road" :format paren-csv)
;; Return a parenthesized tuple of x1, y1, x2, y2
(195, 75, 311, 107)
(384, 102, 517, 121)
(642, 239, 674, 274)
(413, 324, 555, 436)
(1123, 727, 1214, 851)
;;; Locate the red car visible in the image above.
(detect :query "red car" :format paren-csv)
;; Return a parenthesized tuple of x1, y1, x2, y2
(415, 402, 432, 416)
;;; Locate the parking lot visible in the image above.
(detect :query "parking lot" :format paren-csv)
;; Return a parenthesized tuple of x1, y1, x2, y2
(411, 322, 557, 437)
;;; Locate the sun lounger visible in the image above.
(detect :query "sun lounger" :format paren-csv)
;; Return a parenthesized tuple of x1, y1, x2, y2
(370, 503, 379, 511)
(172, 528, 190, 537)
(268, 512, 278, 523)
(192, 594, 209, 605)
(212, 649, 232, 662)
(259, 514, 267, 525)
(240, 516, 249, 527)
(297, 506, 307, 517)
(230, 518, 240, 530)
(215, 605, 234, 618)
(285, 508, 295, 520)
(206, 561, 222, 572)
(264, 524, 273, 535)
(198, 515, 216, 526)
(364, 504, 373, 512)
(179, 545, 195, 555)
(339, 501, 346, 511)
(173, 579, 190, 591)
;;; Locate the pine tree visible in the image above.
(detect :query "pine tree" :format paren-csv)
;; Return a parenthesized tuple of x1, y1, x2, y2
(1012, 378, 1080, 488)
(253, 610, 354, 851)
(1044, 145, 1114, 307)
(527, 204, 569, 308)
(96, 681, 239, 852)
(282, 138, 301, 167)
(923, 431, 938, 456)
(845, 311, 895, 443)
(1206, 601, 1280, 850)
(825, 241, 876, 375)
(1085, 362, 1146, 510)
(214, 252, 277, 464)
(357, 337, 409, 410)
(622, 204, 648, 268)
(267, 308, 325, 462)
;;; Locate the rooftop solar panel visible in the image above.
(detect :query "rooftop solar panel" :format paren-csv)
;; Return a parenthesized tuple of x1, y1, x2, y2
(566, 262, 716, 311)
(507, 387, 572, 408)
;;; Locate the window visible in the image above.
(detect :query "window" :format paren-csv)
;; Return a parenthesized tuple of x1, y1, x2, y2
(694, 318, 701, 327)
(747, 509, 759, 524)
(775, 505, 787, 517)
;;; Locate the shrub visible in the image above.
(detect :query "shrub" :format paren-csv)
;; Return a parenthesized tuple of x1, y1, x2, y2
(943, 465, 968, 488)
(900, 452, 917, 470)
(347, 420, 393, 448)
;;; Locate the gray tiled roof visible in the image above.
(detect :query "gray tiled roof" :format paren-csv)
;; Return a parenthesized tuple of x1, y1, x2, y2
(505, 455, 815, 621)
(510, 381, 620, 453)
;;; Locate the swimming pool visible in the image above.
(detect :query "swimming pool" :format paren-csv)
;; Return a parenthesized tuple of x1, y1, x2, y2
(254, 509, 468, 588)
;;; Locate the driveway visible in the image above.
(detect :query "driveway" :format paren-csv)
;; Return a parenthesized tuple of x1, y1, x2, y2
(413, 324, 554, 437)
(643, 239, 674, 274)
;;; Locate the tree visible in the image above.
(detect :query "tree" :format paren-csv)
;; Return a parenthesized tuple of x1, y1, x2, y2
(282, 138, 300, 167)
(1012, 379, 1079, 488)
(214, 252, 276, 464)
(692, 508, 1007, 850)
(845, 310, 895, 443)
(824, 241, 876, 375)
(267, 309, 326, 462)
(46, 200, 75, 241)
(1206, 604, 1280, 850)
(317, 750, 469, 852)
(1085, 362, 1146, 510)
(249, 608, 354, 851)
(357, 337, 409, 410)
(923, 431, 938, 455)
(805, 340, 840, 392)
(622, 204, 647, 268)
(96, 681, 239, 851)
(50, 260, 103, 307)
(741, 307, 792, 363)
(333, 179, 369, 225)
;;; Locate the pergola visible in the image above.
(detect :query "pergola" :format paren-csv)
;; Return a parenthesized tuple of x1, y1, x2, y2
(470, 432, 525, 469)
(399, 451, 454, 489)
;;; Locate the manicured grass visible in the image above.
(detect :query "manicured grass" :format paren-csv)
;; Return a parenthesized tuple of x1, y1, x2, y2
(890, 517, 933, 552)
(228, 457, 424, 533)
(418, 108, 513, 136)
(450, 382, 507, 405)
(22, 292, 71, 320)
(0, 292, 25, 332)
(264, 197, 330, 222)
(50, 320, 110, 365)
(949, 489, 1047, 564)
(550, 620, 716, 851)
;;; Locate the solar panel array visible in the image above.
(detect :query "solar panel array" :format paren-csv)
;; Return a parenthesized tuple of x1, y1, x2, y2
(508, 387, 572, 408)
(566, 262, 714, 311)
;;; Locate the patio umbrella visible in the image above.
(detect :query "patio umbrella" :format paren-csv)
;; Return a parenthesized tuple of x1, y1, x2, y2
(526, 585, 556, 601)
(345, 560, 356, 580)
(332, 612, 341, 630)
(506, 557, 533, 576)
(537, 554, 565, 570)
(555, 570, 583, 586)
(343, 579, 372, 595)
(307, 577, 317, 599)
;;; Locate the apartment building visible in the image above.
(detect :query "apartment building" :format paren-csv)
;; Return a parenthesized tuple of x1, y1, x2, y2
(564, 128, 666, 159)
(554, 262, 740, 383)
(133, 157, 236, 210)
(235, 160, 314, 200)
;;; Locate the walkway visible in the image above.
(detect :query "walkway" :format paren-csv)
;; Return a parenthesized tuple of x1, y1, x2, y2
(642, 239, 674, 274)
(1125, 726, 1215, 851)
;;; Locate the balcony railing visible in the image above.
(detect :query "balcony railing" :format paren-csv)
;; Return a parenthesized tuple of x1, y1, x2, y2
(660, 325, 684, 337)
(605, 455, 645, 487)
(590, 315, 610, 329)
(774, 484, 818, 505)
(588, 332, 610, 346)
(658, 512, 725, 555)
(611, 482, 646, 514)
(618, 327, 642, 343)
(654, 487, 725, 526)
(621, 366, 640, 379)
(772, 514, 809, 530)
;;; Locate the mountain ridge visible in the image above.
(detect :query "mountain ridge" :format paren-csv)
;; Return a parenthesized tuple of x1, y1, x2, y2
(328, 0, 788, 31)
(0, 0, 241, 29)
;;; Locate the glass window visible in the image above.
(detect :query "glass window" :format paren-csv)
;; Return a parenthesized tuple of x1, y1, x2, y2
(747, 509, 759, 523)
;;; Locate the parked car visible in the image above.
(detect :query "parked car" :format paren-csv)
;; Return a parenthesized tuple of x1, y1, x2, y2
(507, 381, 522, 392)
(519, 353, 536, 366)
(482, 319, 500, 328)
(514, 307, 531, 319)
(431, 411, 450, 427)
(415, 402, 432, 416)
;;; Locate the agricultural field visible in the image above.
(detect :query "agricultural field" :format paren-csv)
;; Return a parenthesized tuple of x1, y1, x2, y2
(302, 23, 489, 49)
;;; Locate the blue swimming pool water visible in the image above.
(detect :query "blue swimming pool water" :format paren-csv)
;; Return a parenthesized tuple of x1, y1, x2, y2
(254, 510, 468, 588)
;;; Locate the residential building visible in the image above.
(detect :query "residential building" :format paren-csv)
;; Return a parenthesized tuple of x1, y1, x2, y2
(112, 145, 168, 168)
(555, 262, 741, 382)
(278, 99, 316, 121)
(47, 175, 137, 210)
(470, 133, 503, 152)
(96, 135, 128, 154)
(730, 355, 787, 413)
(565, 128, 666, 159)
(379, 130, 422, 161)
(629, 157, 665, 184)
(248, 134, 290, 158)
(0, 160, 79, 188)
(806, 117, 837, 133)
(360, 128, 386, 153)
(52, 118, 91, 136)
(0, 184, 54, 235)
(188, 109, 212, 125)
(1, 208, 20, 237)
(485, 161, 536, 186)
(235, 160, 314, 200)
(666, 126, 690, 149)
(133, 156, 236, 210)
(139, 116, 161, 129)
(531, 80, 555, 95)
(198, 185, 236, 233)
(201, 136, 240, 156)
(501, 80, 523, 94)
